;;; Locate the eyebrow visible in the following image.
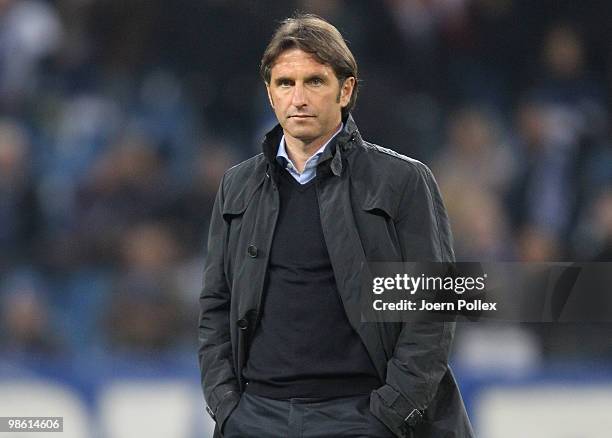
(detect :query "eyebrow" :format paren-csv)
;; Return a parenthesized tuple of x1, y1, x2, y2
(273, 74, 328, 86)
(305, 74, 327, 83)
(274, 76, 293, 85)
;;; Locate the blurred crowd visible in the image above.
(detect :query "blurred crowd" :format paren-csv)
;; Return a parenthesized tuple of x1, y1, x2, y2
(1, 0, 611, 367)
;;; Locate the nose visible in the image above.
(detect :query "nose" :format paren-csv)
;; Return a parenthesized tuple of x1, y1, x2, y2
(291, 83, 306, 107)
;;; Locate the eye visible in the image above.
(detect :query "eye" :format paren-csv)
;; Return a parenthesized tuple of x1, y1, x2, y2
(309, 77, 323, 86)
(278, 79, 292, 88)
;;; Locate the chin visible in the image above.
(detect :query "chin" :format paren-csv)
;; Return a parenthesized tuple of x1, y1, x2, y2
(286, 127, 319, 141)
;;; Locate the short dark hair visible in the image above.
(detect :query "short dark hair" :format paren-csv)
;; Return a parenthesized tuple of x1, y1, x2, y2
(260, 14, 359, 117)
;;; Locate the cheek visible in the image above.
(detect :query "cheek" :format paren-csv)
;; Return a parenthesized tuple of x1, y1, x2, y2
(272, 93, 289, 110)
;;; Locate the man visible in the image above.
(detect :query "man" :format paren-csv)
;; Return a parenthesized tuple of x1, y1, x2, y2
(198, 14, 474, 438)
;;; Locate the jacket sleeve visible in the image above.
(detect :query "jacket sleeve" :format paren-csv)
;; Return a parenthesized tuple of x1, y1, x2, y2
(198, 173, 240, 431)
(370, 161, 456, 437)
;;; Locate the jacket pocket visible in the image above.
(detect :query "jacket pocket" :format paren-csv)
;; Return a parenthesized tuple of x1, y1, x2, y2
(360, 199, 402, 261)
(221, 200, 248, 289)
(362, 197, 397, 221)
(222, 200, 248, 221)
(222, 177, 264, 220)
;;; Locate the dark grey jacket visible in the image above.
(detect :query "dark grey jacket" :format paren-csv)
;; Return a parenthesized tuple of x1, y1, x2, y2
(198, 115, 474, 438)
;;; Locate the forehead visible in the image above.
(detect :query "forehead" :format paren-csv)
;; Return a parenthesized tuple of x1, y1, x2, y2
(270, 48, 333, 78)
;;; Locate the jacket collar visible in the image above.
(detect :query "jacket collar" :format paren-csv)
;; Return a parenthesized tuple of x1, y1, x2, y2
(262, 113, 362, 180)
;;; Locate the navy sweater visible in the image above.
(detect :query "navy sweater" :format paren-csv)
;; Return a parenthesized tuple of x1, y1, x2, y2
(243, 168, 380, 399)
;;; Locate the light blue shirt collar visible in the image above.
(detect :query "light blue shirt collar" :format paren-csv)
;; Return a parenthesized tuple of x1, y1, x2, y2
(276, 123, 343, 184)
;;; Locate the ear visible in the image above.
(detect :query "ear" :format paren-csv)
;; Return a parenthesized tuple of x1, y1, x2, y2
(265, 83, 275, 109)
(339, 77, 355, 108)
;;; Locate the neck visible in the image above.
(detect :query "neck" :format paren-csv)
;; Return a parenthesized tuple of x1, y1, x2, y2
(284, 123, 341, 173)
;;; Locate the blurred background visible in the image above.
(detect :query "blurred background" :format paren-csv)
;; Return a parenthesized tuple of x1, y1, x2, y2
(1, 0, 612, 437)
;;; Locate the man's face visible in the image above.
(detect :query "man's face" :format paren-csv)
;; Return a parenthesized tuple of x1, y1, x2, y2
(266, 48, 354, 146)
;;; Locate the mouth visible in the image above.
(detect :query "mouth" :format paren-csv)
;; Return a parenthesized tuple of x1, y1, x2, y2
(289, 114, 315, 119)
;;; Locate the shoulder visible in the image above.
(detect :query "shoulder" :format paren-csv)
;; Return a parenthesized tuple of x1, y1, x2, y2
(347, 140, 442, 222)
(214, 153, 268, 214)
(354, 140, 435, 184)
(221, 153, 267, 191)
(224, 153, 266, 179)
